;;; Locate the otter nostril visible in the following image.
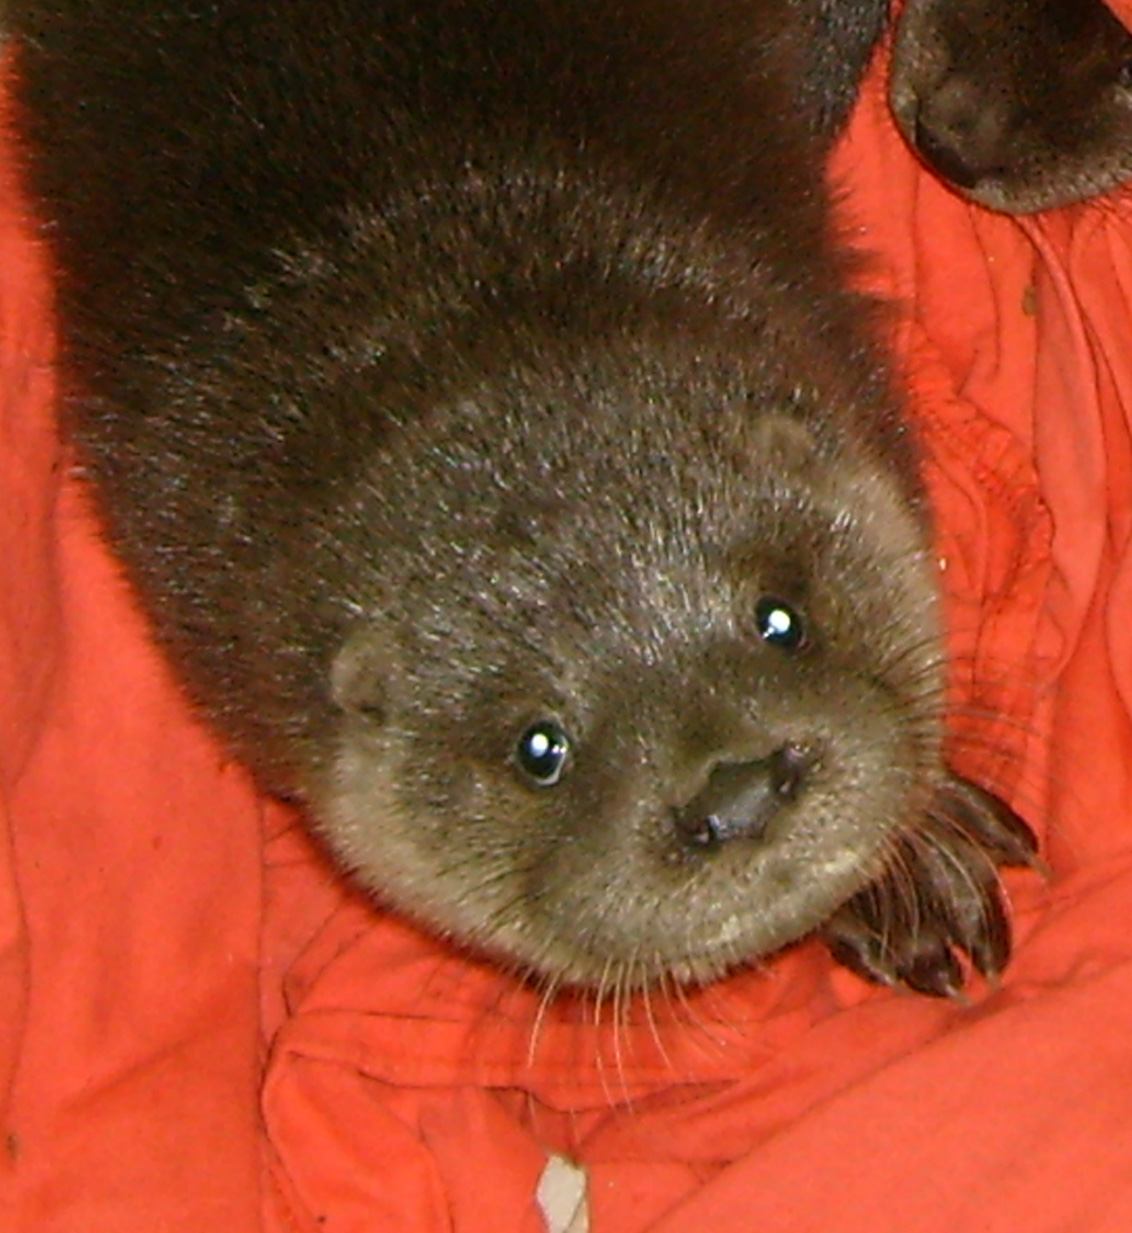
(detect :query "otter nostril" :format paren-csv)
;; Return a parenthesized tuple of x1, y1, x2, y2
(770, 740, 817, 800)
(673, 812, 724, 849)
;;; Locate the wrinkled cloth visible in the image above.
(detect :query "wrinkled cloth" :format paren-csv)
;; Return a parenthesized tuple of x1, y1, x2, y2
(4, 4, 1132, 1229)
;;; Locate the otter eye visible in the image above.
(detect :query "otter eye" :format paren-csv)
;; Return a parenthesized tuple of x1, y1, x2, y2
(516, 720, 571, 786)
(754, 596, 806, 651)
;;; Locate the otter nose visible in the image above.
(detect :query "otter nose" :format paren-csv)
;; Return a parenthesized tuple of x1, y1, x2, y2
(672, 741, 818, 849)
(912, 77, 1011, 189)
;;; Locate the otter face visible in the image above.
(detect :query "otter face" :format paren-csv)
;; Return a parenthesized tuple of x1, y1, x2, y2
(307, 360, 947, 990)
(890, 0, 1132, 213)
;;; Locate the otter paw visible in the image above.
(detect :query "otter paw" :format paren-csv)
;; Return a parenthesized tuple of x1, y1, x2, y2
(821, 777, 1038, 997)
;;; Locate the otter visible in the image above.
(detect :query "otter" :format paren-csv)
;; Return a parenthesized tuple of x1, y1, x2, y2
(5, 0, 1035, 999)
(890, 0, 1132, 213)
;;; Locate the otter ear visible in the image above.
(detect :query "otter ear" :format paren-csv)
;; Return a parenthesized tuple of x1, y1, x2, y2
(330, 628, 398, 724)
(752, 414, 820, 474)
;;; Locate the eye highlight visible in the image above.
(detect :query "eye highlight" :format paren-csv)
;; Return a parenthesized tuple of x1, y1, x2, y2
(754, 595, 807, 651)
(516, 720, 571, 786)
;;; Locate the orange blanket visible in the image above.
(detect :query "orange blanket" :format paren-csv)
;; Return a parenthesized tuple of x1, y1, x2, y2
(4, 8, 1132, 1229)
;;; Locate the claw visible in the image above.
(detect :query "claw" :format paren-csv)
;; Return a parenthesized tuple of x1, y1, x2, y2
(935, 779, 1039, 869)
(821, 773, 1038, 997)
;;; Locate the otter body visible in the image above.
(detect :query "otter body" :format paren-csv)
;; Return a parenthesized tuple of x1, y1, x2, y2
(7, 0, 1032, 994)
(891, 0, 1132, 213)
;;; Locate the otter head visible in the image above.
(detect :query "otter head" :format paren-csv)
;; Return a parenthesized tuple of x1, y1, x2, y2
(300, 343, 948, 990)
(890, 0, 1132, 213)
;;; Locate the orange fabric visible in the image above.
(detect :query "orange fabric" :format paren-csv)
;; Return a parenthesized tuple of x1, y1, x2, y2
(4, 4, 1132, 1227)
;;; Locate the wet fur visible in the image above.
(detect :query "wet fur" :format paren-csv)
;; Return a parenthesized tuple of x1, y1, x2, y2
(891, 0, 1132, 213)
(5, 0, 1034, 994)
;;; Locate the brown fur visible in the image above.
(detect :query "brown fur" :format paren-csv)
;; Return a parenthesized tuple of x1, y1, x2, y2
(6, 0, 1034, 995)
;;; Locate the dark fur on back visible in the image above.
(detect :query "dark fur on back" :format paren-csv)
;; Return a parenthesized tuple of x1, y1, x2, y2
(788, 0, 889, 135)
(5, 0, 1035, 995)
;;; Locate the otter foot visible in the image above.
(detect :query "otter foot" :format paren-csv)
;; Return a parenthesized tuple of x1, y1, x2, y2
(822, 778, 1039, 997)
